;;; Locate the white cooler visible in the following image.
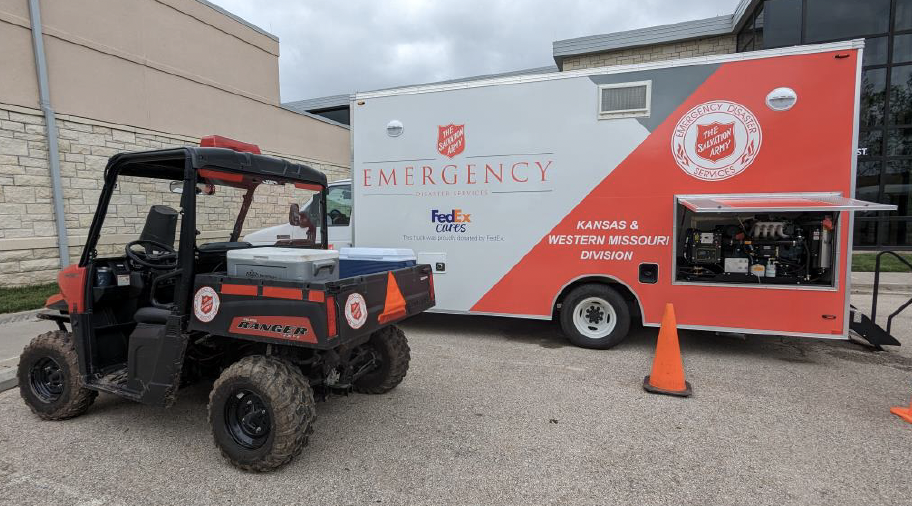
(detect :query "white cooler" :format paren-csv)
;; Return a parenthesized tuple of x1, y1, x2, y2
(227, 247, 340, 282)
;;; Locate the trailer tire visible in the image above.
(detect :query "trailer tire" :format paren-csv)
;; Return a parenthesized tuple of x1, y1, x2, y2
(208, 355, 316, 472)
(353, 325, 410, 394)
(560, 284, 631, 349)
(18, 330, 97, 420)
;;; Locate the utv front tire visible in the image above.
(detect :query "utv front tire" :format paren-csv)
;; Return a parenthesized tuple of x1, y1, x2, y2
(208, 356, 316, 472)
(18, 331, 97, 420)
(560, 284, 631, 349)
(353, 325, 410, 394)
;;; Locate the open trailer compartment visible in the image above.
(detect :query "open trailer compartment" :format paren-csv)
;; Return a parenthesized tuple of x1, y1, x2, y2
(674, 193, 892, 287)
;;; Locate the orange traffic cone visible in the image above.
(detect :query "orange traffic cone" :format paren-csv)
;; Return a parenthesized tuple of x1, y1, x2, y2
(643, 303, 692, 397)
(891, 398, 912, 424)
(377, 271, 407, 324)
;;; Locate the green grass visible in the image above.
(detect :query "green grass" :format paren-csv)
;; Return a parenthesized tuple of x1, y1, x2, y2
(0, 283, 59, 314)
(853, 252, 912, 273)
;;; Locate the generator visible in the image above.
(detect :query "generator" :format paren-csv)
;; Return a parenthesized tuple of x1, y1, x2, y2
(677, 212, 836, 286)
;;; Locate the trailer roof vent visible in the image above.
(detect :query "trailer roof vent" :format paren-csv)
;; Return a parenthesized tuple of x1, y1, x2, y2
(598, 81, 651, 119)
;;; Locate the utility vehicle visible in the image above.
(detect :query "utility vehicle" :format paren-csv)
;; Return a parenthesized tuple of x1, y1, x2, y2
(18, 138, 435, 471)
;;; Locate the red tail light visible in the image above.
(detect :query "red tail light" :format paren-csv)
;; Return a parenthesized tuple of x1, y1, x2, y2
(326, 296, 337, 337)
(428, 272, 435, 302)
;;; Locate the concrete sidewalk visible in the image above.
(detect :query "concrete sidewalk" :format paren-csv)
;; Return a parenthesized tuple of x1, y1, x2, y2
(0, 311, 56, 392)
(851, 271, 911, 295)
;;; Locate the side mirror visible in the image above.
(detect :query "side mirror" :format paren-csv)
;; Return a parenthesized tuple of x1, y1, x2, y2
(169, 181, 183, 194)
(289, 203, 301, 226)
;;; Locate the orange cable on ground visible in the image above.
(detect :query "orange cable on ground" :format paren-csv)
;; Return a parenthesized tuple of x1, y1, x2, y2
(378, 271, 407, 324)
(643, 303, 692, 397)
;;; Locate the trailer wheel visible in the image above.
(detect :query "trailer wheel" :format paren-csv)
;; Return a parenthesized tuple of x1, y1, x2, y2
(18, 331, 97, 420)
(208, 355, 316, 472)
(560, 284, 631, 349)
(353, 325, 410, 394)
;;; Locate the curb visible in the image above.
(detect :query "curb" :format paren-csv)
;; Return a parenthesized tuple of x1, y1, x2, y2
(0, 368, 16, 393)
(0, 309, 41, 325)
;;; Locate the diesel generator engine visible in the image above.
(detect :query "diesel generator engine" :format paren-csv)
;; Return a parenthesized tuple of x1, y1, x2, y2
(679, 215, 834, 284)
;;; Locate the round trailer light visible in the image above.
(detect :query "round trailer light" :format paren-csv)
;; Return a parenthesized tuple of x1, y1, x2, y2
(766, 87, 797, 111)
(386, 120, 404, 137)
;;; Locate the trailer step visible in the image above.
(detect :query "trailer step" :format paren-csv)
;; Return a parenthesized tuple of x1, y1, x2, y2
(849, 306, 901, 350)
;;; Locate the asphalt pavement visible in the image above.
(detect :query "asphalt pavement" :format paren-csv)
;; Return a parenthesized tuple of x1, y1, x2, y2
(0, 294, 911, 505)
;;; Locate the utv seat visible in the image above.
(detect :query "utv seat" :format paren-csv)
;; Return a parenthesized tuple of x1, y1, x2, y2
(134, 306, 170, 325)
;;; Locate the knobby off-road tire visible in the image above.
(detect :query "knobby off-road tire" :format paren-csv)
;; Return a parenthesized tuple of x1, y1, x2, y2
(559, 284, 631, 350)
(353, 325, 410, 394)
(208, 355, 316, 472)
(18, 330, 97, 420)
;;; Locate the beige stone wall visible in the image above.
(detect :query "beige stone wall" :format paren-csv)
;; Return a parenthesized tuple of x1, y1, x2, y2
(560, 34, 737, 71)
(0, 102, 349, 286)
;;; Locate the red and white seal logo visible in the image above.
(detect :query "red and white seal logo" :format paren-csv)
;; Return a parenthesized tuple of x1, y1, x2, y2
(344, 293, 367, 329)
(437, 124, 465, 158)
(671, 100, 762, 181)
(193, 286, 219, 323)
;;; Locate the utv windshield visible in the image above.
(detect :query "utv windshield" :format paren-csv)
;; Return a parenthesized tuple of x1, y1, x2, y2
(194, 168, 327, 249)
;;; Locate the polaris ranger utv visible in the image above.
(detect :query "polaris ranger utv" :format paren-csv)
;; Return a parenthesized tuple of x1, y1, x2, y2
(18, 138, 435, 471)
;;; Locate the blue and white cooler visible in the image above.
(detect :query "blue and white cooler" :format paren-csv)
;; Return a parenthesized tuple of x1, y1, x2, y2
(338, 247, 417, 278)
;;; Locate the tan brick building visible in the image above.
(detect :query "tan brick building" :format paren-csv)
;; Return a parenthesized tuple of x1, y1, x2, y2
(0, 0, 351, 286)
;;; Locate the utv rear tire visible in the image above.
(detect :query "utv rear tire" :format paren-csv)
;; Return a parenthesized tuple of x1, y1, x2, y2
(560, 284, 631, 350)
(353, 325, 410, 394)
(18, 331, 97, 420)
(208, 356, 316, 472)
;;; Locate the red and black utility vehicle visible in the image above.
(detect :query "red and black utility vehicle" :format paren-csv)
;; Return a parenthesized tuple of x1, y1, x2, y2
(18, 137, 435, 471)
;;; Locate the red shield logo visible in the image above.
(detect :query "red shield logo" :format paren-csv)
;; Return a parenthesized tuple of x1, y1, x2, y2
(695, 121, 735, 163)
(201, 295, 213, 314)
(437, 124, 465, 158)
(349, 301, 362, 321)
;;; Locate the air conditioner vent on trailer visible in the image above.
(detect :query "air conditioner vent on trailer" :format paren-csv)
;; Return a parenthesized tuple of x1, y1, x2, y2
(598, 81, 651, 119)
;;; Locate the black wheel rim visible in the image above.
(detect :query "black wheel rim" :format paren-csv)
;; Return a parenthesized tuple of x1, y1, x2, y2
(29, 357, 65, 403)
(224, 389, 271, 449)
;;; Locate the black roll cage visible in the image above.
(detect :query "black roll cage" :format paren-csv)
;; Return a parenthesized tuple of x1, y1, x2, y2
(79, 147, 330, 315)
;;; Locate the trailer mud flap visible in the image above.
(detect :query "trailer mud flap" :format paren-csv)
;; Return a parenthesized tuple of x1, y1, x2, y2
(849, 306, 901, 349)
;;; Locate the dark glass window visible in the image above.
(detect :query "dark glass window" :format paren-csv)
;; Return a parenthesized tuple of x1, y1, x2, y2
(886, 220, 912, 245)
(862, 68, 888, 127)
(860, 129, 885, 157)
(854, 220, 880, 246)
(864, 36, 890, 66)
(885, 160, 912, 216)
(897, 0, 912, 31)
(762, 0, 802, 48)
(888, 127, 912, 155)
(805, 0, 891, 42)
(892, 65, 912, 125)
(857, 161, 882, 202)
(895, 34, 912, 65)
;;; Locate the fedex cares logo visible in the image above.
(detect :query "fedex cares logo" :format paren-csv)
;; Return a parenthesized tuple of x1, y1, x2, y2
(438, 124, 465, 158)
(672, 100, 762, 181)
(432, 208, 471, 233)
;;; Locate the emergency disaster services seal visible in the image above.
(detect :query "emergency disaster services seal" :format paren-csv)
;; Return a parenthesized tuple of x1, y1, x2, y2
(345, 293, 368, 329)
(193, 286, 220, 322)
(671, 100, 762, 181)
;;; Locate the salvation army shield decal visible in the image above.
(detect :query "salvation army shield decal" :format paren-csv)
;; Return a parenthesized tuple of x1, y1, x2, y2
(437, 124, 465, 158)
(695, 121, 735, 163)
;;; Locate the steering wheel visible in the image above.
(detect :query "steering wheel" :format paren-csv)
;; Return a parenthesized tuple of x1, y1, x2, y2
(125, 240, 178, 269)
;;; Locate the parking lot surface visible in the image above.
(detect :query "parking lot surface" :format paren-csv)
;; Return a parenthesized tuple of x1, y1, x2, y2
(1, 294, 911, 505)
